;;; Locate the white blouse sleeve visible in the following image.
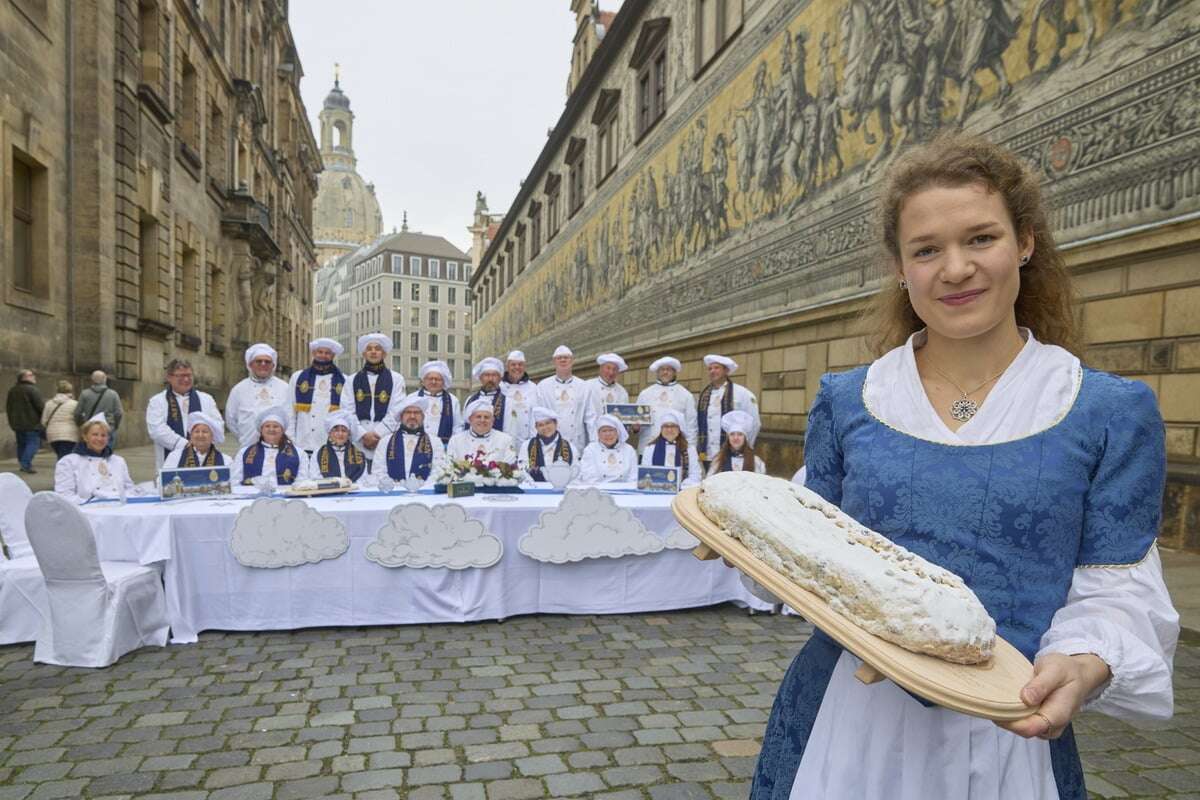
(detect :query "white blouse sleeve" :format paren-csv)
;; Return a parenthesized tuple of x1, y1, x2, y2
(1036, 544, 1179, 721)
(54, 455, 86, 505)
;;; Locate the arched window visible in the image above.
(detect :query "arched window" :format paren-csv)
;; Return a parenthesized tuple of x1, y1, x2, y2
(333, 120, 347, 148)
(345, 209, 354, 227)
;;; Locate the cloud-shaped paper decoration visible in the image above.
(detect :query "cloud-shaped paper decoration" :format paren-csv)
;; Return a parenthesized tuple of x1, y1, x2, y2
(231, 498, 349, 568)
(663, 526, 700, 550)
(366, 503, 503, 570)
(519, 488, 665, 564)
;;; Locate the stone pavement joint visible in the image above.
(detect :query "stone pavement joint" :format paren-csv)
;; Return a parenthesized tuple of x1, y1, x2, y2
(0, 602, 1197, 799)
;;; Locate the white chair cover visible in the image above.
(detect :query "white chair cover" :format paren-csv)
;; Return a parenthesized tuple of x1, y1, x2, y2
(0, 555, 45, 645)
(23, 492, 169, 667)
(0, 472, 34, 559)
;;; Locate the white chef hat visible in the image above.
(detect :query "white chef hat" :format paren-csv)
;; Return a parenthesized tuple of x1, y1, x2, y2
(83, 411, 110, 430)
(703, 354, 738, 374)
(657, 409, 685, 430)
(255, 405, 288, 430)
(595, 414, 628, 445)
(244, 342, 278, 368)
(472, 357, 504, 380)
(552, 345, 573, 358)
(506, 350, 527, 363)
(596, 353, 628, 372)
(186, 411, 225, 444)
(309, 338, 345, 357)
(324, 410, 360, 440)
(396, 392, 429, 417)
(649, 356, 682, 373)
(531, 406, 558, 423)
(464, 397, 496, 418)
(721, 410, 754, 435)
(419, 360, 453, 388)
(357, 333, 393, 355)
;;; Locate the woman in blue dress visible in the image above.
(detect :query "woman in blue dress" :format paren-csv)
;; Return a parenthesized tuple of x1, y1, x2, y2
(748, 134, 1179, 799)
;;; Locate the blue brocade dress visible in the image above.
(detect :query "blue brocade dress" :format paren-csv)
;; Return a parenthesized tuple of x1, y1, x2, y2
(750, 363, 1168, 800)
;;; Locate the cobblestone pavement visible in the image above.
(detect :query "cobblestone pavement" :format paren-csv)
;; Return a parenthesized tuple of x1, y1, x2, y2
(0, 606, 1195, 800)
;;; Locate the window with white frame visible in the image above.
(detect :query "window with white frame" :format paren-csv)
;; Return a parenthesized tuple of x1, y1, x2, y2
(429, 258, 441, 279)
(448, 261, 458, 280)
(409, 255, 422, 276)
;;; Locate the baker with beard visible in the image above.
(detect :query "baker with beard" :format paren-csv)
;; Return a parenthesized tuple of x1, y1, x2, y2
(584, 352, 629, 443)
(500, 350, 536, 443)
(416, 360, 459, 446)
(464, 357, 507, 432)
(288, 338, 347, 455)
(342, 332, 405, 465)
(225, 343, 292, 448)
(371, 393, 445, 486)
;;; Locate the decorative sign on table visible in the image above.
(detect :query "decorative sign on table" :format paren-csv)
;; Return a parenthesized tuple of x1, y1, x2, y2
(230, 498, 350, 568)
(160, 466, 232, 500)
(366, 503, 503, 569)
(605, 403, 653, 426)
(519, 488, 667, 563)
(637, 466, 679, 493)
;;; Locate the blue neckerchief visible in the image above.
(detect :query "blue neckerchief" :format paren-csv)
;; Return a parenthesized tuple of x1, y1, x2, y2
(526, 434, 571, 481)
(696, 380, 734, 460)
(73, 442, 113, 458)
(651, 435, 689, 481)
(294, 360, 345, 413)
(164, 388, 202, 458)
(180, 444, 224, 468)
(353, 364, 392, 423)
(316, 442, 365, 480)
(384, 428, 434, 480)
(467, 389, 506, 431)
(241, 439, 302, 485)
(419, 389, 454, 444)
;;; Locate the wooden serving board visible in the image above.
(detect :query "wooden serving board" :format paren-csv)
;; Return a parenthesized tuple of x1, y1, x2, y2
(284, 484, 357, 498)
(672, 486, 1037, 722)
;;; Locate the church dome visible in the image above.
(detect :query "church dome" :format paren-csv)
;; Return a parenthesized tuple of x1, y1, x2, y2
(314, 166, 383, 250)
(324, 82, 351, 111)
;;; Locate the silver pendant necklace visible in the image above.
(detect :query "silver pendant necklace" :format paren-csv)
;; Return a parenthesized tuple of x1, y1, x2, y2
(928, 363, 1011, 423)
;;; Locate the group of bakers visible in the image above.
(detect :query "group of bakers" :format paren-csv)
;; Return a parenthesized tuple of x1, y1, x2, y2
(55, 335, 769, 500)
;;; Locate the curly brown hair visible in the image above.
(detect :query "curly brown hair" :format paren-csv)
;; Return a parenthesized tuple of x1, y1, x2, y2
(864, 132, 1078, 356)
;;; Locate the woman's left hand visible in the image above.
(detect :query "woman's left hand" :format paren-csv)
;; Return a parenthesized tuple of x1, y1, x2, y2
(998, 653, 1111, 739)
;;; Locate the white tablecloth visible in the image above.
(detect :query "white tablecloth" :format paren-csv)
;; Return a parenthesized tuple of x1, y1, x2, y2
(83, 489, 765, 643)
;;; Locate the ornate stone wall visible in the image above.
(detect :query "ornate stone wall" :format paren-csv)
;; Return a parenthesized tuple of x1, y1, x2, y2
(474, 0, 1200, 551)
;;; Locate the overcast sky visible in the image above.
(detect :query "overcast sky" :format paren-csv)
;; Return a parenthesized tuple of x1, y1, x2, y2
(290, 1, 583, 254)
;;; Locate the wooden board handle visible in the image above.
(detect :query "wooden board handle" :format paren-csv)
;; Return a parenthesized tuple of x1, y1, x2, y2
(855, 662, 885, 685)
(692, 543, 721, 561)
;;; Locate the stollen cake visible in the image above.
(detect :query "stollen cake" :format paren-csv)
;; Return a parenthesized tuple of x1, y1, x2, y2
(699, 472, 995, 664)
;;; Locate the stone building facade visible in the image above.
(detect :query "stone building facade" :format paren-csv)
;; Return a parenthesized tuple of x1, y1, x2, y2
(471, 0, 1200, 551)
(311, 77, 384, 266)
(1, 0, 321, 456)
(315, 231, 474, 399)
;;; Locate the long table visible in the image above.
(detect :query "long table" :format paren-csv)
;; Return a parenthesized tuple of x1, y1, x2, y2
(83, 488, 766, 643)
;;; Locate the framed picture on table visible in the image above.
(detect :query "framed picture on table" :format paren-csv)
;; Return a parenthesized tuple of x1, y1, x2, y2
(160, 466, 233, 500)
(637, 466, 679, 493)
(606, 403, 653, 426)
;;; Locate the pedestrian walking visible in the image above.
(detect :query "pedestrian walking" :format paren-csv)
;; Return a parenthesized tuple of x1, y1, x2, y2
(41, 380, 79, 459)
(75, 370, 125, 449)
(5, 369, 44, 473)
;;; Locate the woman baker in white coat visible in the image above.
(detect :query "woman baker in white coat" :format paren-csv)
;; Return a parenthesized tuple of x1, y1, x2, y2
(231, 406, 310, 487)
(307, 411, 368, 483)
(579, 414, 638, 483)
(54, 413, 139, 504)
(162, 411, 227, 470)
(706, 410, 767, 477)
(640, 409, 702, 488)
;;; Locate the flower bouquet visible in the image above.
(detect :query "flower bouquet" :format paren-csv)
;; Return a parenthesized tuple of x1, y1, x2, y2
(434, 453, 527, 493)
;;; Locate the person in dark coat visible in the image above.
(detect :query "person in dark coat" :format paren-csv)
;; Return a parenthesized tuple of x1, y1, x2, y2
(6, 370, 44, 473)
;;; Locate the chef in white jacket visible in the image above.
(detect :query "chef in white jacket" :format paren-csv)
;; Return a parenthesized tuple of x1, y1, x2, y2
(340, 333, 405, 464)
(145, 358, 223, 470)
(535, 345, 592, 451)
(584, 352, 630, 442)
(500, 350, 537, 443)
(706, 409, 767, 476)
(307, 410, 368, 482)
(446, 398, 517, 465)
(371, 393, 445, 485)
(696, 354, 760, 466)
(162, 411, 227, 469)
(518, 406, 579, 483)
(288, 338, 348, 454)
(55, 413, 139, 504)
(225, 343, 292, 448)
(579, 414, 639, 483)
(634, 356, 698, 453)
(640, 409, 702, 488)
(417, 360, 460, 447)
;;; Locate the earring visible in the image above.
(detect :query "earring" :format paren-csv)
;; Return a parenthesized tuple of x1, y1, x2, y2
(898, 279, 908, 290)
(1019, 255, 1030, 266)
